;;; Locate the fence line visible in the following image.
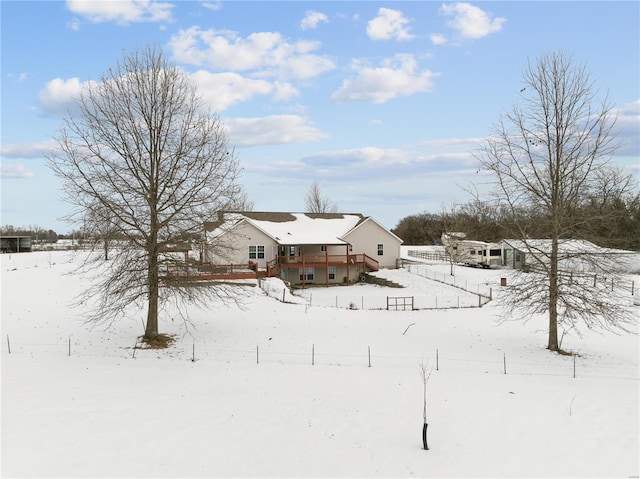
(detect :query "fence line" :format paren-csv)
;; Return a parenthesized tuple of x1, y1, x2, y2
(404, 264, 493, 304)
(3, 336, 638, 381)
(301, 293, 485, 310)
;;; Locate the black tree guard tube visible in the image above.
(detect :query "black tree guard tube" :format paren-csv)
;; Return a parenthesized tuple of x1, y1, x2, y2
(422, 422, 429, 450)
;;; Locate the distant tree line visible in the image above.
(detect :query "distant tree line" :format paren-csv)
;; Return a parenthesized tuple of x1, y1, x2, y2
(392, 191, 640, 251)
(0, 225, 59, 243)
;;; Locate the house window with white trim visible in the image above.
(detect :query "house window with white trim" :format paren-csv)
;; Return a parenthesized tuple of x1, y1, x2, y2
(328, 266, 336, 280)
(299, 267, 314, 281)
(377, 243, 384, 256)
(249, 245, 265, 259)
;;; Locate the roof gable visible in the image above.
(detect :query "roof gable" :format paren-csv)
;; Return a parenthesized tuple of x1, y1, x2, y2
(343, 216, 403, 244)
(208, 211, 389, 245)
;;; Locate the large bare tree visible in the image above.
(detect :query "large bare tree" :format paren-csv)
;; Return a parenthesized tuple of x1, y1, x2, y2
(304, 181, 338, 214)
(476, 51, 637, 352)
(48, 46, 246, 343)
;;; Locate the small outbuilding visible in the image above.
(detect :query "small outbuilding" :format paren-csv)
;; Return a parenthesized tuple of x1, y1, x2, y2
(0, 236, 32, 253)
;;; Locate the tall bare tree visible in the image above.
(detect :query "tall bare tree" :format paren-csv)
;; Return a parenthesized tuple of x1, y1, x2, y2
(440, 204, 468, 276)
(48, 46, 246, 342)
(476, 51, 636, 352)
(304, 181, 338, 214)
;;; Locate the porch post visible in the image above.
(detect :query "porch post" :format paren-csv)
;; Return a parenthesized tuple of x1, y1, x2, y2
(185, 250, 189, 278)
(346, 244, 349, 284)
(325, 245, 329, 287)
(302, 245, 306, 289)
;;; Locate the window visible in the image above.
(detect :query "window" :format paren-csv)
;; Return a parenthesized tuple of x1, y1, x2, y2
(299, 267, 314, 281)
(248, 245, 265, 259)
(320, 245, 326, 252)
(377, 243, 384, 256)
(328, 266, 336, 280)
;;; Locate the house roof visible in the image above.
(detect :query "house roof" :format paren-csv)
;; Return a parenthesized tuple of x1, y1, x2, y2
(501, 239, 634, 255)
(206, 211, 372, 245)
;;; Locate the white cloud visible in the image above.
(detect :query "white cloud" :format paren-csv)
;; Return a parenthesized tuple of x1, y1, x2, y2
(67, 17, 81, 30)
(38, 69, 300, 118)
(249, 144, 478, 185)
(331, 54, 437, 104)
(1, 141, 55, 159)
(190, 70, 299, 111)
(202, 2, 222, 11)
(430, 33, 447, 45)
(614, 99, 640, 156)
(367, 8, 415, 41)
(440, 2, 506, 40)
(225, 115, 329, 147)
(38, 77, 90, 116)
(7, 72, 29, 83)
(66, 0, 173, 25)
(168, 27, 335, 79)
(1, 163, 35, 179)
(300, 11, 328, 30)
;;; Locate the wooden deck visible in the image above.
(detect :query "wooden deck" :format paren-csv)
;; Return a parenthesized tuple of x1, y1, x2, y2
(160, 254, 379, 284)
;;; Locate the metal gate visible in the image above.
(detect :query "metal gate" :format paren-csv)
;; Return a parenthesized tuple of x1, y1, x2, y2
(387, 296, 414, 311)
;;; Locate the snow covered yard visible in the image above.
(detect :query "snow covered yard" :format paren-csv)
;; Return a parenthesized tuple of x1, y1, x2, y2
(1, 251, 638, 478)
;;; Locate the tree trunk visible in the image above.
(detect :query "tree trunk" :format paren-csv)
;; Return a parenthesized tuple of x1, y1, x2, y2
(547, 237, 559, 351)
(145, 257, 159, 340)
(145, 231, 160, 340)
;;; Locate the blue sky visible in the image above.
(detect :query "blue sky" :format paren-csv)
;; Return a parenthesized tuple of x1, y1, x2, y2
(1, 1, 639, 233)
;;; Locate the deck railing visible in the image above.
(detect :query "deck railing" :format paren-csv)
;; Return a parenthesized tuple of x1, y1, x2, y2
(273, 253, 379, 271)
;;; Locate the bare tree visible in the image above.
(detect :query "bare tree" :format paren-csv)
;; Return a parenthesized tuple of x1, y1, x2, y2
(48, 46, 246, 343)
(440, 204, 471, 276)
(475, 51, 637, 352)
(83, 202, 121, 261)
(418, 359, 432, 451)
(304, 181, 338, 213)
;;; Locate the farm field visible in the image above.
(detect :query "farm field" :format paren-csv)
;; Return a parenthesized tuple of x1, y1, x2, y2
(1, 250, 638, 478)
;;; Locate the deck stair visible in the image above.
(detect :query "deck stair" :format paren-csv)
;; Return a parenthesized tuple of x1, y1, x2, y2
(362, 273, 404, 289)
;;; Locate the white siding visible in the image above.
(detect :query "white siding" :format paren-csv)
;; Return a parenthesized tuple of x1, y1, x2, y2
(208, 221, 277, 269)
(343, 219, 402, 268)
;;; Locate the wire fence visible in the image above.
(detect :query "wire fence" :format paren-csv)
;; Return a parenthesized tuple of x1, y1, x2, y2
(404, 264, 494, 300)
(300, 292, 487, 310)
(290, 264, 493, 311)
(3, 334, 638, 381)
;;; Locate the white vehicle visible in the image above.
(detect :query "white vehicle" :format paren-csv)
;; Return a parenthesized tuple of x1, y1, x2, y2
(456, 240, 503, 268)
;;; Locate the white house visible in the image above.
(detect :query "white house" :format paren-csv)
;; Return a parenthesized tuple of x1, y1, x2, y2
(203, 211, 403, 287)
